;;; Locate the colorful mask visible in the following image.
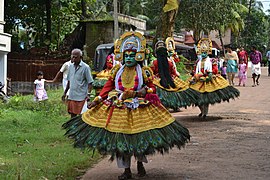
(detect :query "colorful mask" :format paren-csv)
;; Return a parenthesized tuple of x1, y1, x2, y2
(124, 51, 137, 67)
(114, 32, 146, 62)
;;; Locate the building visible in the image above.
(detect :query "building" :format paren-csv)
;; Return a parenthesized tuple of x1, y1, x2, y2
(83, 13, 146, 59)
(0, 0, 11, 94)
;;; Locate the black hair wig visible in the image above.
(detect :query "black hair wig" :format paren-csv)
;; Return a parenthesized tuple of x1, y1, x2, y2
(156, 47, 176, 89)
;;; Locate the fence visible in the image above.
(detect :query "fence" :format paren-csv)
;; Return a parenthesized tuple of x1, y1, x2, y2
(8, 58, 68, 94)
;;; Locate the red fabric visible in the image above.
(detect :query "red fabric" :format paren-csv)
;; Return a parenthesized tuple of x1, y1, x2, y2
(99, 78, 115, 100)
(238, 51, 248, 65)
(151, 59, 177, 78)
(67, 100, 85, 115)
(172, 53, 180, 63)
(145, 93, 161, 106)
(98, 72, 157, 99)
(106, 105, 115, 127)
(212, 64, 218, 74)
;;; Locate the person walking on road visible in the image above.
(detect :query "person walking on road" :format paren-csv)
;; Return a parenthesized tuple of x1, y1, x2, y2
(238, 47, 249, 67)
(62, 32, 190, 180)
(266, 49, 270, 76)
(249, 46, 262, 87)
(238, 59, 247, 87)
(225, 45, 239, 86)
(62, 48, 93, 118)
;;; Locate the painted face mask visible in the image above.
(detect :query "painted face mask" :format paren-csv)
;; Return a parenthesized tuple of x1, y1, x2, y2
(124, 51, 137, 67)
(201, 52, 208, 59)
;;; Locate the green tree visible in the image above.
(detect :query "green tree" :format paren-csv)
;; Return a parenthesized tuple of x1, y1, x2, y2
(4, 0, 98, 51)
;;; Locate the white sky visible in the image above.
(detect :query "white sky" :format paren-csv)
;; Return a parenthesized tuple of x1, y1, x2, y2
(261, 0, 270, 13)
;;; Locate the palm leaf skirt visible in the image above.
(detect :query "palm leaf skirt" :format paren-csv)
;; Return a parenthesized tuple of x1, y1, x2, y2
(62, 103, 190, 159)
(189, 75, 240, 105)
(156, 87, 200, 109)
(154, 76, 200, 109)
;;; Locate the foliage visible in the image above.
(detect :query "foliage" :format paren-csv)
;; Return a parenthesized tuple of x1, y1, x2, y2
(4, 0, 270, 54)
(4, 0, 94, 51)
(235, 8, 269, 52)
(0, 89, 101, 179)
(177, 0, 246, 41)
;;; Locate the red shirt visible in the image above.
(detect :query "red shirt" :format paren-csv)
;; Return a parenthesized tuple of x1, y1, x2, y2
(151, 59, 177, 78)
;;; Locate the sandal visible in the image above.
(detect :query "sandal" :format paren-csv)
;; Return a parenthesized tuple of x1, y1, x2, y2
(252, 84, 256, 87)
(118, 168, 132, 180)
(256, 81, 259, 86)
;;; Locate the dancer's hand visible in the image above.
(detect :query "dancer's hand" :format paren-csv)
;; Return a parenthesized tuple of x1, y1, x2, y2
(137, 88, 147, 97)
(122, 90, 136, 100)
(87, 101, 98, 109)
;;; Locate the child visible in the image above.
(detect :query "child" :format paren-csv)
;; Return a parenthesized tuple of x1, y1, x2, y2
(34, 71, 53, 101)
(220, 61, 227, 79)
(238, 59, 247, 86)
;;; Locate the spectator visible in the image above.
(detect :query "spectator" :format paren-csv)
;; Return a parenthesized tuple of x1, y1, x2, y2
(238, 47, 249, 66)
(225, 45, 239, 86)
(249, 46, 262, 87)
(34, 71, 53, 102)
(266, 49, 270, 76)
(238, 59, 247, 87)
(220, 61, 227, 79)
(62, 49, 93, 118)
(53, 59, 74, 95)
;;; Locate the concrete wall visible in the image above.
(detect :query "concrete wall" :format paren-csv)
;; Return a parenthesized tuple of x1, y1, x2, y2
(84, 15, 146, 62)
(0, 0, 11, 94)
(85, 21, 114, 59)
(209, 29, 231, 46)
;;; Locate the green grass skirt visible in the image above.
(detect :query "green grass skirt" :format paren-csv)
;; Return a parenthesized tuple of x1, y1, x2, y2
(198, 86, 240, 105)
(156, 87, 200, 109)
(62, 116, 190, 160)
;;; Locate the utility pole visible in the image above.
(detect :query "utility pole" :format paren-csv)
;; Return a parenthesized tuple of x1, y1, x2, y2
(113, 0, 119, 40)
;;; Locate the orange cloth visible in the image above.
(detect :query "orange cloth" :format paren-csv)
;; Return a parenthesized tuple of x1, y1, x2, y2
(68, 100, 85, 115)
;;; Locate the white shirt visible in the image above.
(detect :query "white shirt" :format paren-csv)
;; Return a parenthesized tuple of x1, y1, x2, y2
(60, 60, 73, 79)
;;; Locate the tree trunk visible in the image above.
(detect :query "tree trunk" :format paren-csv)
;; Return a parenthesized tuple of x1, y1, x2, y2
(45, 0, 51, 47)
(218, 29, 225, 57)
(81, 0, 89, 19)
(153, 3, 178, 49)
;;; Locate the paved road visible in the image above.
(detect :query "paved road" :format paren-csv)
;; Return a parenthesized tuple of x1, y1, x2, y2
(81, 67, 270, 180)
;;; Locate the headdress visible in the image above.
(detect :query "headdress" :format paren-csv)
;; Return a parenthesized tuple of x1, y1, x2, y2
(155, 40, 166, 51)
(114, 32, 146, 61)
(197, 38, 212, 55)
(154, 40, 166, 56)
(165, 37, 176, 52)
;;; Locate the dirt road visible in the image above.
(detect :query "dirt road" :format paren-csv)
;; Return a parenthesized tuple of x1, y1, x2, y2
(81, 67, 270, 180)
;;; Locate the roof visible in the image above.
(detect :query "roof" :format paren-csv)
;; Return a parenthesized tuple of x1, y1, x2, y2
(184, 35, 195, 44)
(96, 43, 114, 50)
(211, 40, 222, 50)
(175, 42, 194, 50)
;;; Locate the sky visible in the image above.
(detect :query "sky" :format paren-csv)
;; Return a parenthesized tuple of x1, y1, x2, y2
(261, 0, 270, 13)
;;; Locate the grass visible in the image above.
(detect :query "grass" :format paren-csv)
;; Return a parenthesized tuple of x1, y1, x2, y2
(0, 89, 101, 179)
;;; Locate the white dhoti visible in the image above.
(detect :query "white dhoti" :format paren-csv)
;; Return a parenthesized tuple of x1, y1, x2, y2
(251, 62, 261, 75)
(117, 155, 148, 168)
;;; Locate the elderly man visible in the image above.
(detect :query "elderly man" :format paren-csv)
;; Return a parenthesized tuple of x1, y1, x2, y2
(62, 48, 93, 118)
